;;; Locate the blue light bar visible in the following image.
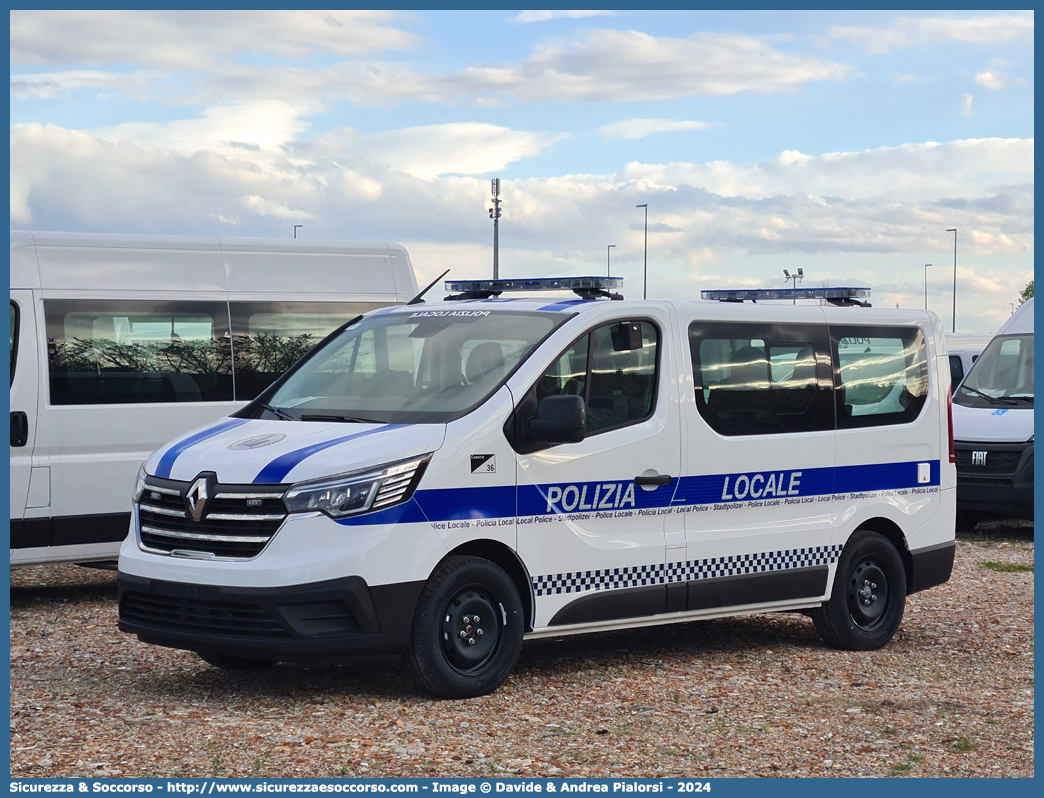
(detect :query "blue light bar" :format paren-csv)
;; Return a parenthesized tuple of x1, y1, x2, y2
(701, 287, 871, 302)
(446, 276, 623, 294)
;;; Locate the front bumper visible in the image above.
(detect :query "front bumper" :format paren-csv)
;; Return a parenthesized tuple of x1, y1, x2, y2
(117, 572, 424, 662)
(954, 440, 1034, 519)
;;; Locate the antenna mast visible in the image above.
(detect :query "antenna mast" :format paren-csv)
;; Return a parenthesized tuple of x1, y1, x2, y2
(489, 178, 502, 279)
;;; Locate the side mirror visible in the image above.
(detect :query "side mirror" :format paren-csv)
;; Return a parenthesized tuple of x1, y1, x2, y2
(526, 395, 585, 444)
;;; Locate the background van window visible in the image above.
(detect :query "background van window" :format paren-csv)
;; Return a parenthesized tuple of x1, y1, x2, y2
(45, 300, 231, 405)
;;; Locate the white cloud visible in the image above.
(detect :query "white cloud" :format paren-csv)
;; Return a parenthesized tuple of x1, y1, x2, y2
(448, 30, 851, 102)
(596, 118, 714, 140)
(11, 28, 851, 108)
(335, 122, 568, 178)
(13, 120, 1030, 251)
(91, 101, 314, 161)
(961, 93, 974, 117)
(238, 195, 312, 220)
(10, 123, 1032, 331)
(510, 11, 616, 24)
(620, 138, 1033, 202)
(10, 70, 156, 100)
(829, 13, 1034, 54)
(10, 10, 421, 67)
(975, 71, 1006, 90)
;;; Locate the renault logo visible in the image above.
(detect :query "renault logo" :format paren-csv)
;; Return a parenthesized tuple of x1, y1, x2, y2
(186, 476, 210, 522)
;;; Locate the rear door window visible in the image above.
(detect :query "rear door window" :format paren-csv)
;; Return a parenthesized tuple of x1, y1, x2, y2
(832, 326, 928, 427)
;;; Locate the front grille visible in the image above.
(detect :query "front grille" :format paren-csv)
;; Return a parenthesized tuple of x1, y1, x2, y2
(955, 449, 1023, 475)
(121, 592, 290, 638)
(138, 476, 288, 559)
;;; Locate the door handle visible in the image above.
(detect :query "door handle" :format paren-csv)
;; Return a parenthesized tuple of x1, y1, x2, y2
(11, 411, 28, 447)
(634, 474, 671, 486)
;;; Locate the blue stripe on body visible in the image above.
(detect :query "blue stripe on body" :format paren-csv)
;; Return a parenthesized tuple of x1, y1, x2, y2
(253, 425, 404, 484)
(335, 486, 515, 527)
(154, 418, 250, 479)
(328, 460, 941, 526)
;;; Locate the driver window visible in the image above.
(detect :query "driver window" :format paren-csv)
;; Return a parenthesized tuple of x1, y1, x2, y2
(535, 321, 659, 436)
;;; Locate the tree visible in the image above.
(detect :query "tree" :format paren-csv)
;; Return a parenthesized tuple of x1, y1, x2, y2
(1019, 280, 1033, 305)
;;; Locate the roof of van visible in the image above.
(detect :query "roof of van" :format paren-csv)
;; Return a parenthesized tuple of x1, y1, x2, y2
(998, 297, 1033, 335)
(9, 231, 417, 299)
(10, 230, 408, 256)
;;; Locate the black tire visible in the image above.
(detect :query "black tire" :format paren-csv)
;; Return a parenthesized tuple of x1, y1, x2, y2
(811, 530, 907, 651)
(405, 555, 524, 699)
(197, 652, 275, 671)
(955, 510, 981, 533)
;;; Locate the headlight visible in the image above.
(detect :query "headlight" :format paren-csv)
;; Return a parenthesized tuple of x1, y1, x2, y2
(284, 454, 431, 519)
(132, 465, 148, 503)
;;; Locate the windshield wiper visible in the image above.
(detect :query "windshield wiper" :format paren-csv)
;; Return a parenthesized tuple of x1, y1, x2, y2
(259, 403, 295, 421)
(1007, 394, 1034, 403)
(959, 386, 1017, 406)
(299, 413, 383, 424)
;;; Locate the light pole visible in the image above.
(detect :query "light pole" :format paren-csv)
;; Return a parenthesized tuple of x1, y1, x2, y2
(607, 244, 616, 277)
(924, 263, 933, 309)
(783, 268, 803, 304)
(947, 228, 957, 332)
(293, 225, 303, 239)
(636, 204, 648, 299)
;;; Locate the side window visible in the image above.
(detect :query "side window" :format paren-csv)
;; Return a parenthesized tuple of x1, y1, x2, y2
(690, 321, 832, 435)
(10, 301, 19, 385)
(536, 320, 659, 436)
(229, 301, 382, 400)
(44, 300, 232, 405)
(833, 327, 928, 428)
(949, 355, 964, 388)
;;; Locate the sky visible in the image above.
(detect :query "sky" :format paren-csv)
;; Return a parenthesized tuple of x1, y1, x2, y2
(9, 9, 1034, 333)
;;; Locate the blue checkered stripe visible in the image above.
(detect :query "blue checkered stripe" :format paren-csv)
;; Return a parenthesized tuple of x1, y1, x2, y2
(532, 545, 843, 597)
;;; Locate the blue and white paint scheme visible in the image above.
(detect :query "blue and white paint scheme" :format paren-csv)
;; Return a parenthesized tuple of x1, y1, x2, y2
(118, 285, 957, 671)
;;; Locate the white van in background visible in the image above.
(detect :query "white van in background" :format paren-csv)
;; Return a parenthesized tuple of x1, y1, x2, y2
(945, 334, 990, 390)
(952, 298, 1034, 529)
(10, 231, 418, 567)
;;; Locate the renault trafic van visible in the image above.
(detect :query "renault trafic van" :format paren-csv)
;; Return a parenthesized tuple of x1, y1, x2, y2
(11, 232, 418, 567)
(117, 278, 956, 698)
(952, 298, 1034, 528)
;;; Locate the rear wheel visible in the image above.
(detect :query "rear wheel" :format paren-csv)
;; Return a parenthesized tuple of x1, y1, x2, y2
(197, 652, 275, 671)
(406, 555, 523, 699)
(812, 530, 906, 650)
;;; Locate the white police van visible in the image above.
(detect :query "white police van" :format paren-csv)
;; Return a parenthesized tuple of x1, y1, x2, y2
(117, 277, 957, 698)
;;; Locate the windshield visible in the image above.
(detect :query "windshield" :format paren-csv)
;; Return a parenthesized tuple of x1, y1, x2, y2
(954, 334, 1033, 408)
(261, 308, 569, 423)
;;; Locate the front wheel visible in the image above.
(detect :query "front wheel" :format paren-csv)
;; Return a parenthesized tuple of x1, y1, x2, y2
(811, 530, 907, 650)
(406, 555, 524, 699)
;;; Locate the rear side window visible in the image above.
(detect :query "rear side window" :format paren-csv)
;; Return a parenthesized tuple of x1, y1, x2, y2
(229, 301, 382, 400)
(689, 322, 833, 435)
(45, 300, 232, 405)
(832, 326, 928, 428)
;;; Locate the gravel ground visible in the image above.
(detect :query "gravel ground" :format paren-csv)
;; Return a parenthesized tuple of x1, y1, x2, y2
(10, 522, 1033, 779)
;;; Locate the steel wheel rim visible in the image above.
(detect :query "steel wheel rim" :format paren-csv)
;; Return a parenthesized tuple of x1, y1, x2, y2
(439, 586, 503, 675)
(847, 558, 889, 631)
